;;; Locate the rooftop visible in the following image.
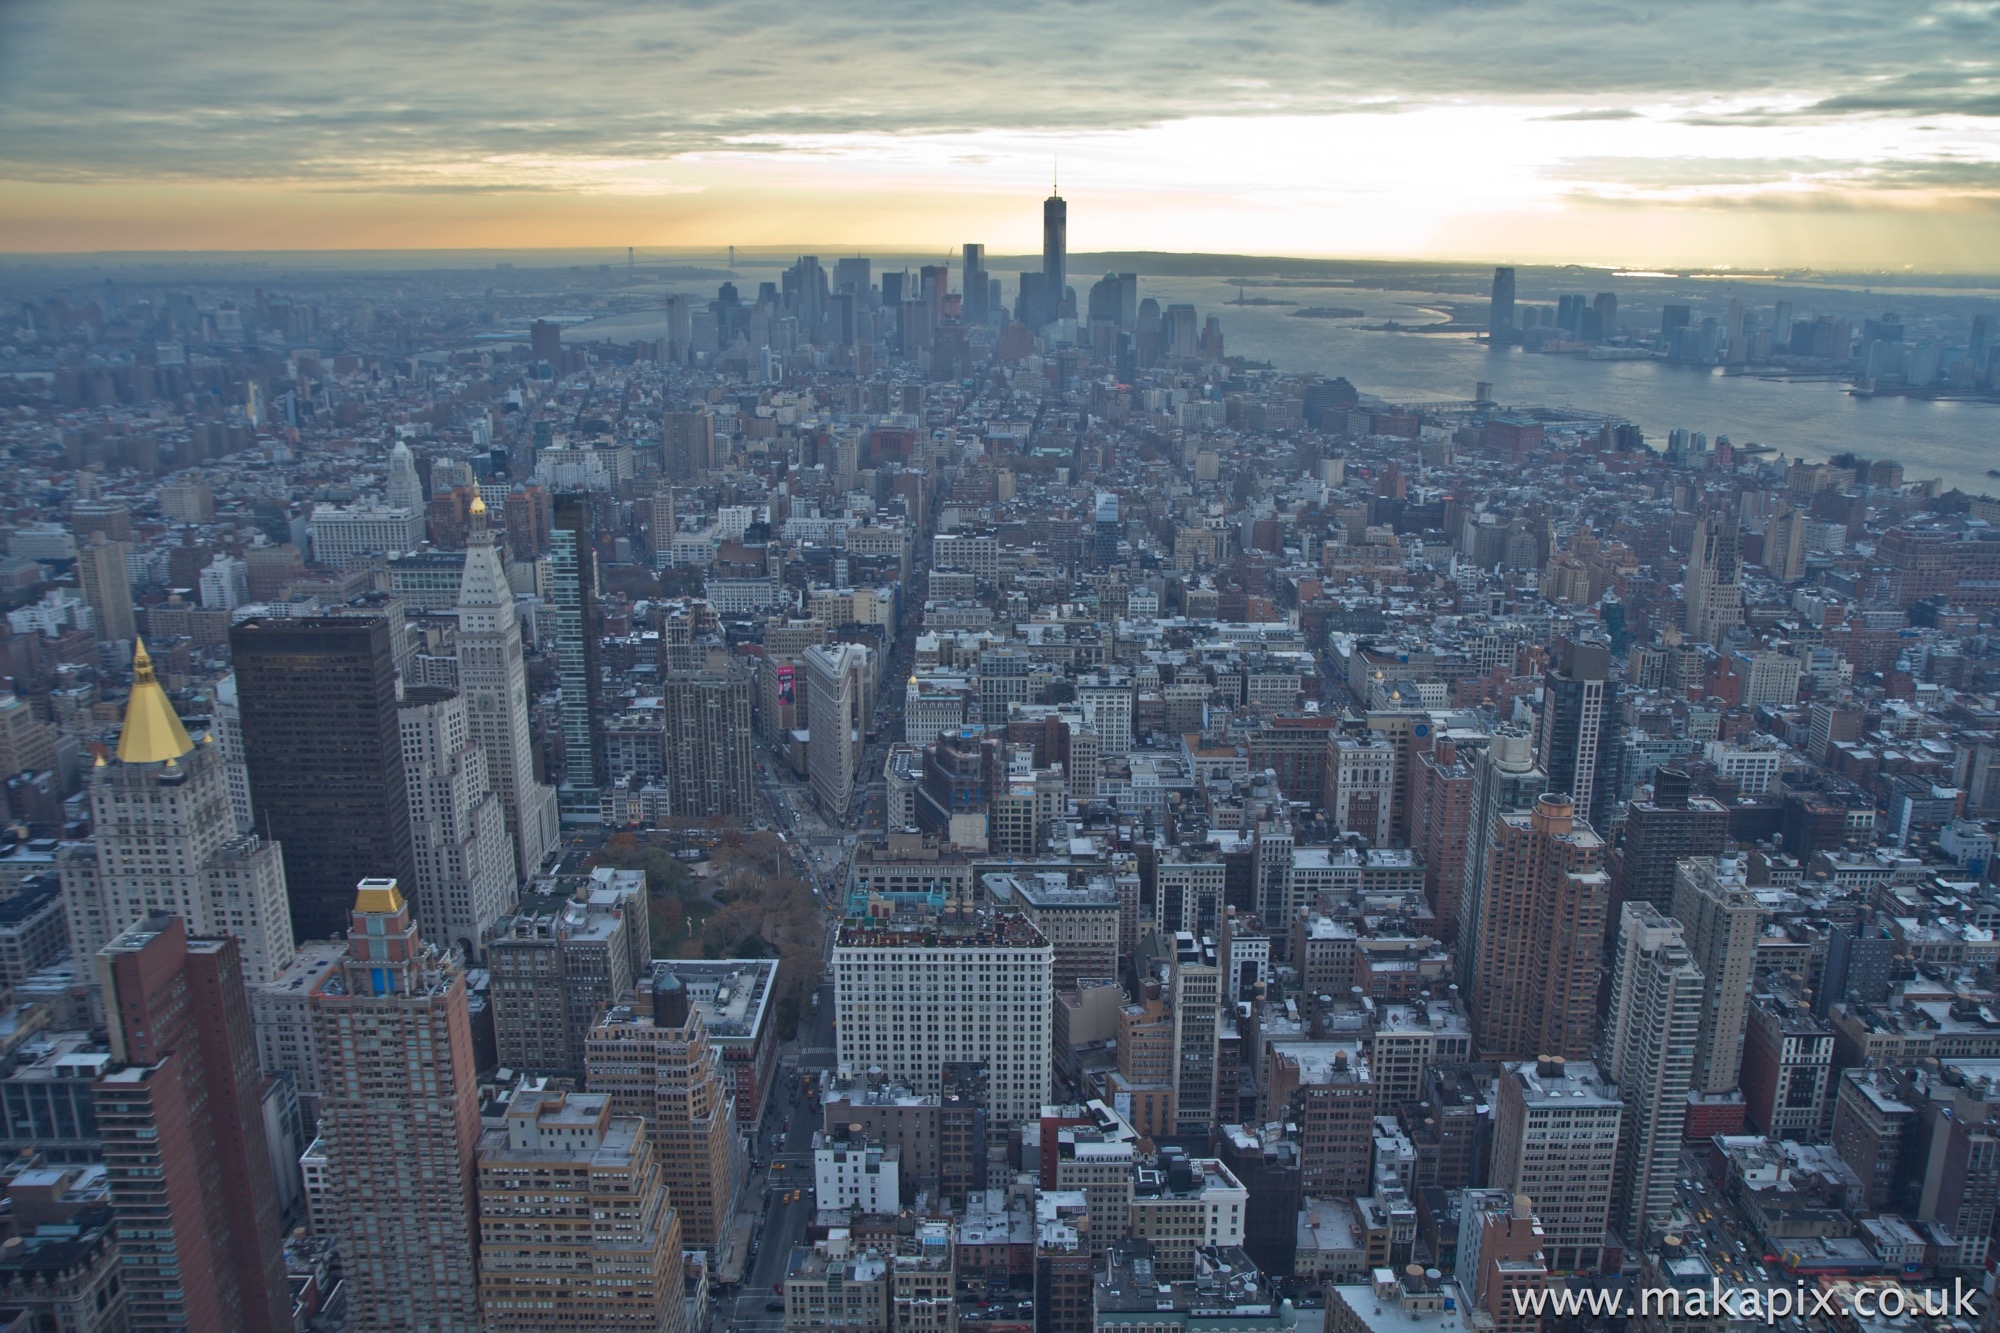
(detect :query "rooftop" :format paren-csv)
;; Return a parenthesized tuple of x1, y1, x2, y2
(652, 958, 778, 1039)
(836, 911, 1049, 951)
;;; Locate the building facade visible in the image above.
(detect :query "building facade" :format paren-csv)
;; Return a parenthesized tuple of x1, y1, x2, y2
(1491, 1058, 1622, 1273)
(584, 999, 744, 1250)
(1602, 902, 1703, 1246)
(1466, 794, 1609, 1062)
(229, 616, 417, 943)
(308, 880, 482, 1332)
(833, 914, 1054, 1125)
(806, 641, 871, 819)
(399, 686, 519, 959)
(476, 1087, 689, 1333)
(663, 664, 755, 820)
(1671, 854, 1764, 1094)
(94, 917, 293, 1332)
(67, 640, 295, 983)
(456, 494, 560, 878)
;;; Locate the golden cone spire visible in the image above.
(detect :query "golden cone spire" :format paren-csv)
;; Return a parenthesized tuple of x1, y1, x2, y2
(115, 637, 195, 765)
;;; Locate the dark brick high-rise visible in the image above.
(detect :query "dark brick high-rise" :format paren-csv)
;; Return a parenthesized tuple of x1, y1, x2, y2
(94, 916, 292, 1330)
(229, 615, 415, 941)
(1608, 765, 1727, 917)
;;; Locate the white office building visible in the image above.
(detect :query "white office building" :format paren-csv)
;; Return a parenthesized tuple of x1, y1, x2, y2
(308, 503, 426, 569)
(833, 913, 1053, 1125)
(813, 1133, 901, 1213)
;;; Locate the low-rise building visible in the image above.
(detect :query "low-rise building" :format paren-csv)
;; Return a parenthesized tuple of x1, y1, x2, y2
(1094, 1240, 1295, 1333)
(784, 1233, 888, 1333)
(1127, 1154, 1249, 1281)
(814, 1129, 901, 1214)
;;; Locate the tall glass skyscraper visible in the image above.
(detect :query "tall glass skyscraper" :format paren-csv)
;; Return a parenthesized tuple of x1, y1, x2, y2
(228, 615, 416, 943)
(1490, 266, 1516, 343)
(551, 492, 603, 825)
(1042, 191, 1067, 326)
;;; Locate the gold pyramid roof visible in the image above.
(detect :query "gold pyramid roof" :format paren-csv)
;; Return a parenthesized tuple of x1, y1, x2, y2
(115, 638, 195, 765)
(353, 880, 406, 915)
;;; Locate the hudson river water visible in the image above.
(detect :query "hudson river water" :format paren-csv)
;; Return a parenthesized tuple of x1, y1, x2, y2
(1138, 276, 2000, 495)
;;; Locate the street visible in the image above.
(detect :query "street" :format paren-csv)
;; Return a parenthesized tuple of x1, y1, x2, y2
(717, 611, 912, 1332)
(718, 976, 838, 1332)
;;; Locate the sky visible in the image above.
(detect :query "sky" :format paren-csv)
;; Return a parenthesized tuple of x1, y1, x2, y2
(1, 0, 1998, 269)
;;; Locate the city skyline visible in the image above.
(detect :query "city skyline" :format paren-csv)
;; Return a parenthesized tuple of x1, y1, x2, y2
(6, 7, 2000, 1327)
(1, 1, 1998, 267)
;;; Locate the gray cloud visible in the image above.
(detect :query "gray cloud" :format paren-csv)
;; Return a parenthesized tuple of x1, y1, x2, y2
(1809, 79, 2000, 117)
(0, 0, 1994, 188)
(1553, 152, 2000, 192)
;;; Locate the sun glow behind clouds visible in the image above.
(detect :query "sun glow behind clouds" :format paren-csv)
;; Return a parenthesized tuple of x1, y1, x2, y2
(656, 103, 2000, 261)
(3, 0, 2000, 262)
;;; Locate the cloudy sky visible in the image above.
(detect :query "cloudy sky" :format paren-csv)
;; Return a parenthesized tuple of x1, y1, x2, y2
(2, 0, 1997, 267)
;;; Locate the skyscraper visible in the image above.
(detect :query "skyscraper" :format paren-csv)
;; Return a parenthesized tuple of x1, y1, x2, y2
(585, 998, 744, 1249)
(1365, 706, 1431, 847)
(1412, 735, 1477, 940)
(1592, 291, 1618, 339)
(920, 263, 949, 323)
(662, 662, 755, 819)
(95, 916, 293, 1331)
(962, 243, 989, 325)
(1489, 267, 1517, 344)
(1454, 726, 1544, 993)
(488, 878, 645, 1073)
(65, 640, 295, 983)
(1602, 902, 1702, 1246)
(831, 255, 871, 298)
(76, 534, 135, 643)
(831, 913, 1054, 1125)
(1171, 948, 1222, 1134)
(1671, 854, 1765, 1094)
(1607, 766, 1727, 917)
(385, 438, 423, 510)
(456, 493, 559, 879)
(309, 880, 482, 1331)
(805, 641, 870, 819)
(551, 493, 604, 825)
(1684, 514, 1744, 644)
(475, 1088, 689, 1333)
(398, 686, 518, 958)
(1491, 1058, 1622, 1273)
(1042, 189, 1067, 327)
(1766, 504, 1808, 583)
(1533, 635, 1617, 829)
(530, 319, 562, 363)
(1465, 794, 1609, 1062)
(229, 616, 416, 943)
(663, 410, 714, 484)
(1016, 272, 1047, 329)
(1093, 490, 1120, 566)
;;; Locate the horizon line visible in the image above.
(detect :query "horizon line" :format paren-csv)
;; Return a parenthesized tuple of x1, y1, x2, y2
(2, 246, 1994, 283)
